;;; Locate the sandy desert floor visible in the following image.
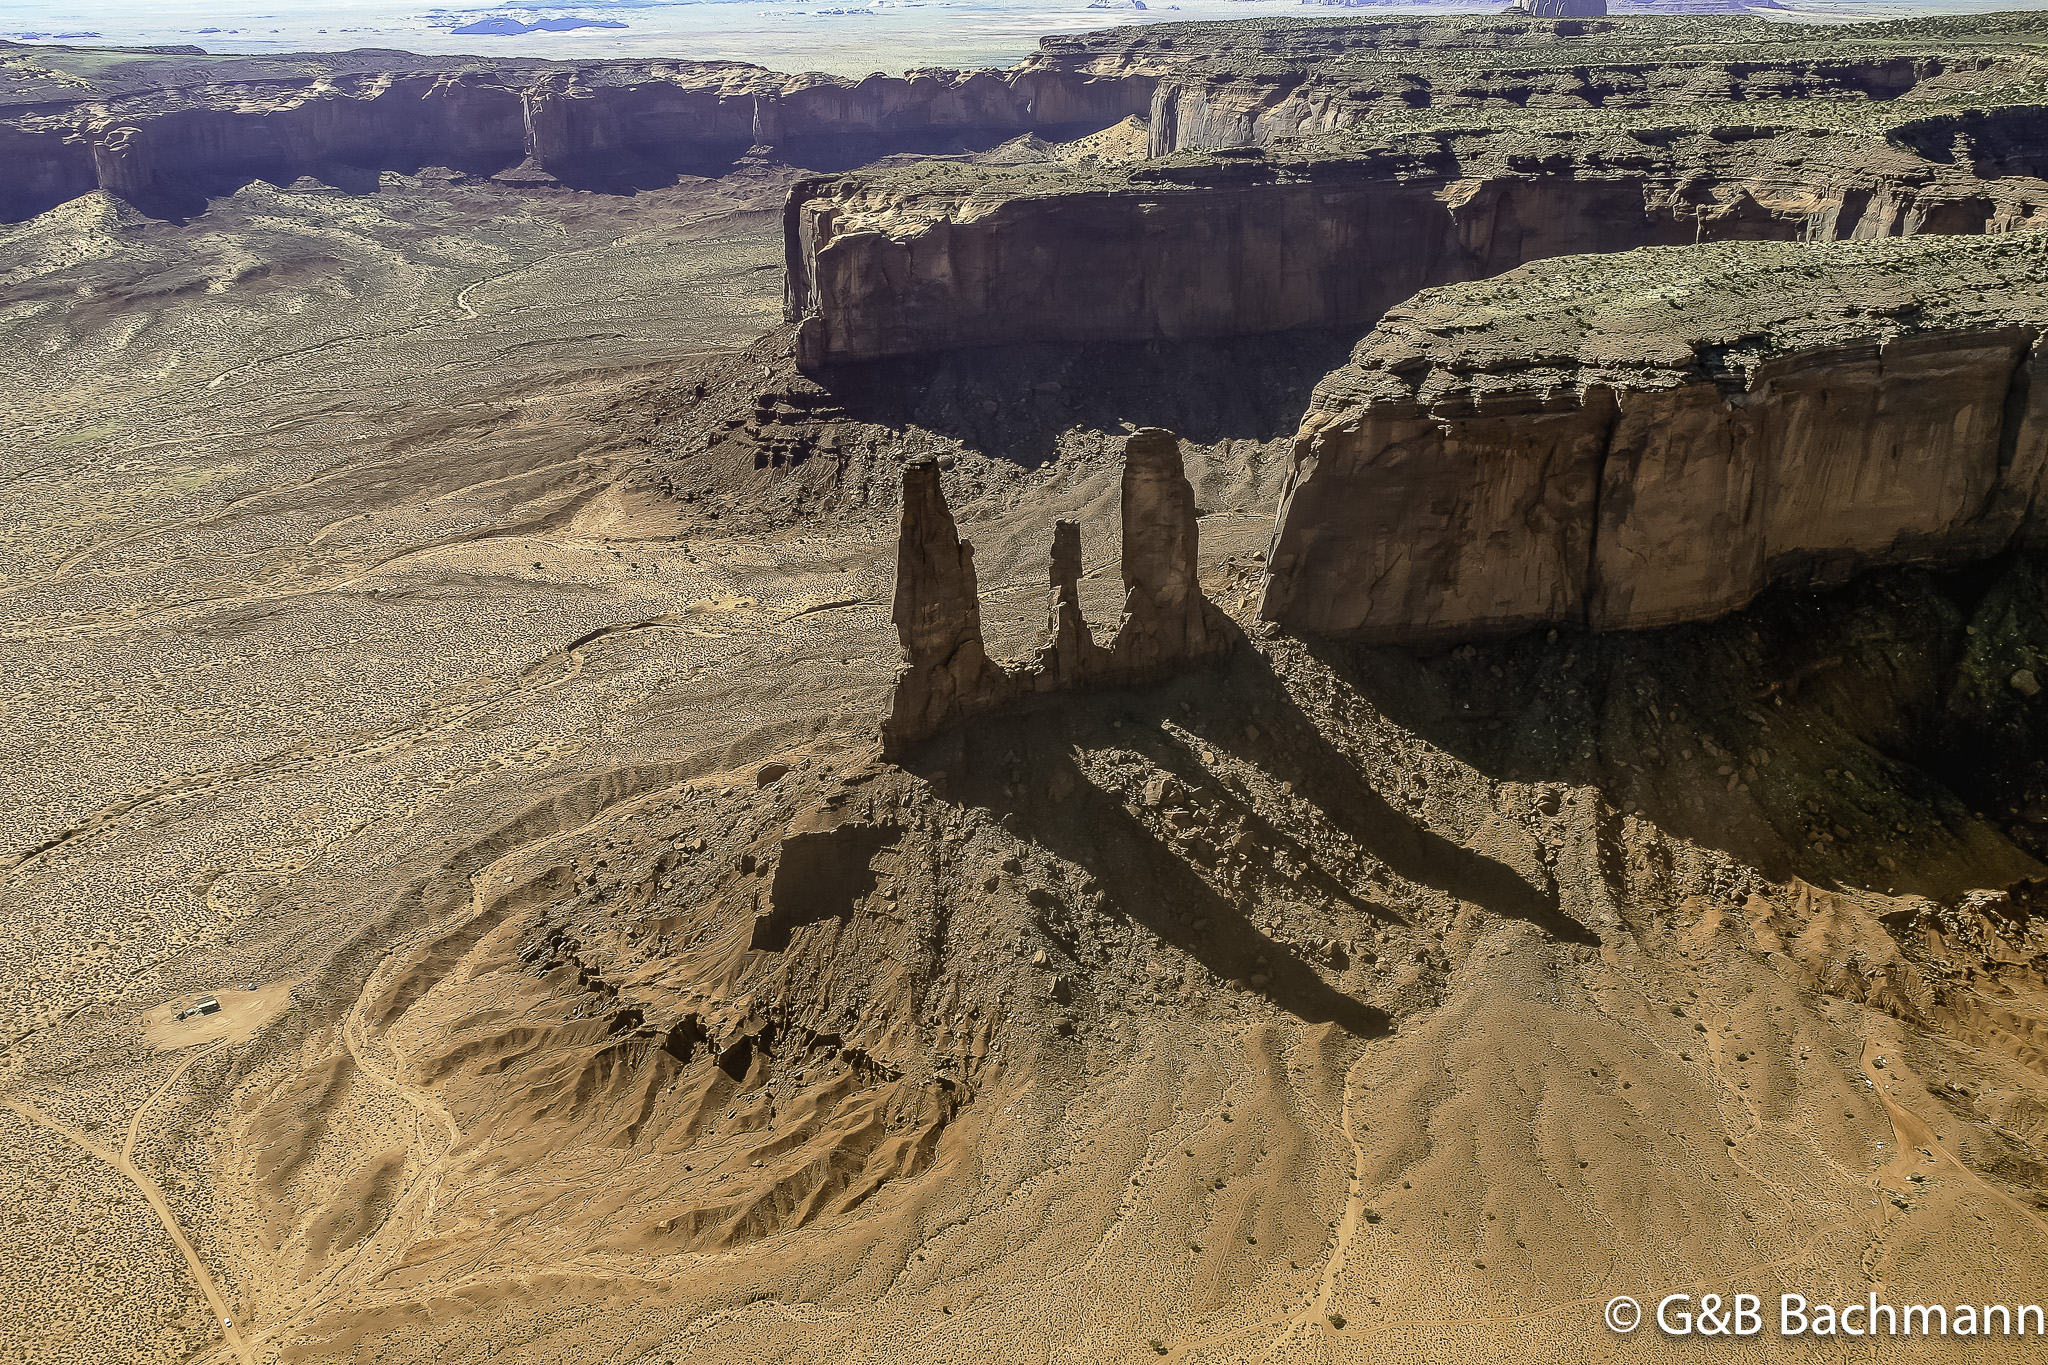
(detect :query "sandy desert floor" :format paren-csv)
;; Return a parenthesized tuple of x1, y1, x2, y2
(0, 154, 1292, 1363)
(0, 166, 846, 1362)
(7, 142, 2048, 1365)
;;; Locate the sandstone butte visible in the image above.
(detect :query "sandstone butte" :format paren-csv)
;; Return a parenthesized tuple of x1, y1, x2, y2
(1256, 232, 2048, 641)
(781, 11, 2048, 370)
(784, 114, 2048, 370)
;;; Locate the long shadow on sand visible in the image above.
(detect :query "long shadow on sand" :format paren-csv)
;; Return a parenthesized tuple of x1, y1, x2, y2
(1185, 644, 1598, 948)
(909, 628, 1604, 1037)
(935, 723, 1391, 1038)
(1283, 557, 2048, 903)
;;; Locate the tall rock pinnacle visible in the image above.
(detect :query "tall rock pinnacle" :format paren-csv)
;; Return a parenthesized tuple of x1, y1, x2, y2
(880, 458, 1001, 756)
(1110, 427, 1218, 683)
(880, 432, 1232, 758)
(1034, 519, 1101, 689)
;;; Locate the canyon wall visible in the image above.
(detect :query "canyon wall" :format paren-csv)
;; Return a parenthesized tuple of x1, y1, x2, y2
(785, 125, 2048, 368)
(882, 428, 1230, 756)
(17, 14, 2048, 226)
(0, 47, 1155, 220)
(1142, 53, 2041, 156)
(782, 13, 2048, 369)
(1255, 233, 2048, 642)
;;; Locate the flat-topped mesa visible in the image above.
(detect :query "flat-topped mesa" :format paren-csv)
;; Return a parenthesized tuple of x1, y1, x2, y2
(0, 43, 1159, 221)
(784, 118, 2048, 369)
(880, 428, 1231, 758)
(773, 14, 2048, 370)
(23, 14, 2048, 223)
(1255, 233, 2048, 643)
(21, 13, 1765, 221)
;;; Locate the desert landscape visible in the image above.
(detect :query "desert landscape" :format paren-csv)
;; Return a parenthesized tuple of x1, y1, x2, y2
(7, 9, 2048, 1364)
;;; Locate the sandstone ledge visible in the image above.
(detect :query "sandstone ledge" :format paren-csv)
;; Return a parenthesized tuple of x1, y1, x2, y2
(785, 107, 2048, 368)
(1257, 232, 2048, 641)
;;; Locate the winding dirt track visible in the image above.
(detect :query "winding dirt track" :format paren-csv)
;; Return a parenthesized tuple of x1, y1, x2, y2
(1857, 1036, 2048, 1246)
(6, 1038, 254, 1365)
(2, 614, 651, 885)
(200, 788, 680, 1365)
(207, 955, 467, 1365)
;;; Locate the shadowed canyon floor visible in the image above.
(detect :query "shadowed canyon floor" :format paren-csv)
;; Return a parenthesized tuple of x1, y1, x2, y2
(8, 16, 2048, 1365)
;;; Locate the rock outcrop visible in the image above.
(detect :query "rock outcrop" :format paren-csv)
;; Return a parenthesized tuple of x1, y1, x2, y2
(785, 118, 2048, 368)
(782, 12, 2048, 369)
(1255, 233, 2048, 641)
(1123, 18, 2047, 159)
(880, 428, 1230, 756)
(880, 456, 1007, 754)
(21, 12, 2048, 228)
(1503, 0, 1609, 19)
(1112, 427, 1223, 673)
(0, 39, 1156, 220)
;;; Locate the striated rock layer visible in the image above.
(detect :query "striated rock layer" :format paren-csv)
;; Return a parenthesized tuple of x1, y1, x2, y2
(785, 119, 2048, 368)
(881, 428, 1229, 756)
(0, 39, 1155, 220)
(783, 12, 2048, 368)
(1256, 232, 2048, 641)
(13, 13, 1749, 220)
(1134, 22, 2048, 157)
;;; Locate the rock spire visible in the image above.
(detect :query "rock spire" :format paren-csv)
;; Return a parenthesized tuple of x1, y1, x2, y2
(880, 428, 1231, 758)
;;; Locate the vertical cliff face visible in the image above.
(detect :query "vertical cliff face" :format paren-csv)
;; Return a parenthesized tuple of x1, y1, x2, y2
(880, 429, 1231, 756)
(1586, 329, 2046, 629)
(784, 126, 2048, 368)
(1255, 235, 2048, 643)
(779, 17, 2048, 370)
(521, 74, 757, 180)
(0, 49, 1155, 221)
(1513, 0, 1608, 17)
(1141, 52, 2006, 156)
(84, 75, 535, 208)
(787, 171, 1455, 369)
(4, 136, 93, 220)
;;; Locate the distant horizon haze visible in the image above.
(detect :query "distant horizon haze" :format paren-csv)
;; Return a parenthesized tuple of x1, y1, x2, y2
(4, 0, 2039, 77)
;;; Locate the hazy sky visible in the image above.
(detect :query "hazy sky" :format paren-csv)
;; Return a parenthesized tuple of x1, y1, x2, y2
(1, 0, 2032, 75)
(0, 0, 1332, 74)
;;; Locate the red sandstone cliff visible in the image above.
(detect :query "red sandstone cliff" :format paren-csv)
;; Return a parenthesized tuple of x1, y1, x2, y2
(0, 44, 1155, 220)
(784, 125, 2048, 368)
(1256, 233, 2048, 641)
